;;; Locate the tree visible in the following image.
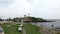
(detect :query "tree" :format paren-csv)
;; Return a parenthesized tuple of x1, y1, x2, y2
(9, 17, 11, 21)
(0, 17, 2, 21)
(7, 17, 11, 21)
(13, 17, 21, 22)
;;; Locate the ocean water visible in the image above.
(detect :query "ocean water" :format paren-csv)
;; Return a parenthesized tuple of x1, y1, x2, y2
(31, 19, 60, 28)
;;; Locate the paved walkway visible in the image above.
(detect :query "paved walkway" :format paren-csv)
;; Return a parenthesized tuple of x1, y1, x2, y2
(22, 27, 26, 34)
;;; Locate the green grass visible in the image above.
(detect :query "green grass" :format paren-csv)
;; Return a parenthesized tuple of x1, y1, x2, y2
(2, 23, 22, 34)
(24, 24, 41, 34)
(57, 32, 60, 34)
(1, 23, 41, 34)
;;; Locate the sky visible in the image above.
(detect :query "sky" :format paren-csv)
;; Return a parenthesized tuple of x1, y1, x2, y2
(0, 0, 60, 19)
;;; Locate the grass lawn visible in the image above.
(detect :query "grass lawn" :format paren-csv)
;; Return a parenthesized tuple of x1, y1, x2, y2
(1, 22, 41, 34)
(57, 32, 60, 34)
(1, 23, 22, 34)
(24, 24, 41, 34)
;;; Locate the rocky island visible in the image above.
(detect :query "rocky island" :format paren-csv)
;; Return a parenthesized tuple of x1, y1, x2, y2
(13, 16, 52, 22)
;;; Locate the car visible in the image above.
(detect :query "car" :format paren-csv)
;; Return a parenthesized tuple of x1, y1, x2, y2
(0, 27, 4, 34)
(19, 24, 23, 27)
(18, 27, 22, 32)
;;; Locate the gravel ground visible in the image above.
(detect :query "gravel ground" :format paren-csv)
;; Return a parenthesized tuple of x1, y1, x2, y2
(40, 27, 57, 34)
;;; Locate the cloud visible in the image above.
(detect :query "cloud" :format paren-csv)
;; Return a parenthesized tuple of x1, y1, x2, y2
(31, 0, 60, 19)
(0, 0, 32, 19)
(0, 0, 60, 19)
(0, 0, 14, 8)
(26, 0, 35, 4)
